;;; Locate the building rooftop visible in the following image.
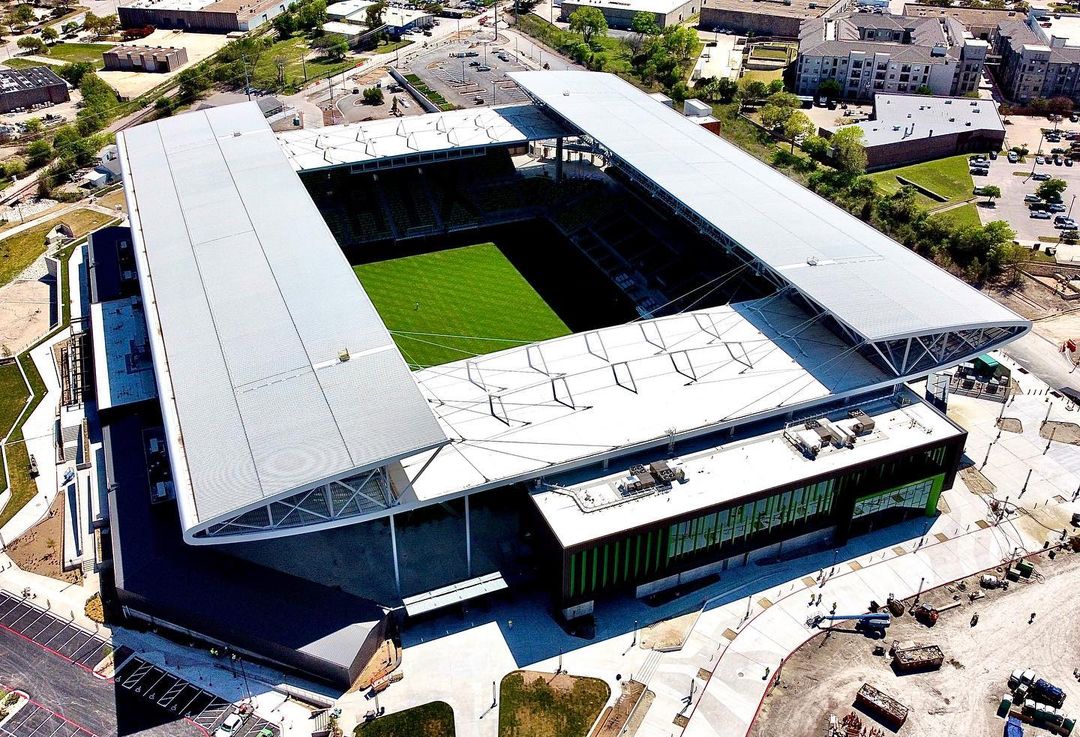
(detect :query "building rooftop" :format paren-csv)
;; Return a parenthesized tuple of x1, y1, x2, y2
(0, 66, 66, 93)
(561, 0, 695, 15)
(1032, 11, 1080, 48)
(702, 0, 827, 21)
(277, 104, 571, 173)
(510, 71, 1027, 348)
(116, 102, 447, 541)
(531, 392, 962, 547)
(400, 296, 895, 505)
(836, 93, 1004, 147)
(901, 4, 1023, 32)
(90, 297, 158, 411)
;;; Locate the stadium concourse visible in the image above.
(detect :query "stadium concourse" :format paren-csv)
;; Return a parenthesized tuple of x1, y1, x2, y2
(95, 72, 1031, 686)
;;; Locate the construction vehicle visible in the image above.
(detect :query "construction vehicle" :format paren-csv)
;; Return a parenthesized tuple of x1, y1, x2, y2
(1033, 678, 1067, 708)
(886, 596, 904, 616)
(855, 683, 909, 728)
(912, 600, 962, 625)
(810, 612, 891, 633)
(981, 574, 1008, 590)
(1006, 716, 1024, 737)
(891, 642, 944, 672)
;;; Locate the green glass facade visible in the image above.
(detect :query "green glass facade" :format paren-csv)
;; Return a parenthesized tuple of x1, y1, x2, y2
(557, 434, 962, 604)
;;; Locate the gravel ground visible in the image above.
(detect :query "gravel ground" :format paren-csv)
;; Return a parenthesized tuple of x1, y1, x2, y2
(749, 547, 1080, 737)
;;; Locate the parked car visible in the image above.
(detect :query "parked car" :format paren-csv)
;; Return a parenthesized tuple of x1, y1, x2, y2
(1008, 151, 1019, 163)
(989, 150, 998, 160)
(1056, 155, 1064, 165)
(1068, 158, 1075, 167)
(1058, 222, 1078, 230)
(1031, 210, 1053, 219)
(971, 167, 989, 176)
(1033, 172, 1052, 180)
(1036, 155, 1046, 164)
(1072, 113, 1079, 122)
(1056, 214, 1073, 223)
(1050, 203, 1068, 212)
(477, 65, 491, 71)
(214, 714, 245, 737)
(1025, 194, 1043, 202)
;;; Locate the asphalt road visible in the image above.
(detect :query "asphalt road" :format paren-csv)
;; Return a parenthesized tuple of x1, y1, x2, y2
(0, 626, 204, 737)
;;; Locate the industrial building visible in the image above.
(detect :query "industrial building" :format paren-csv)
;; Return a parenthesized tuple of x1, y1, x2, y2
(992, 12, 1080, 104)
(103, 72, 1028, 682)
(826, 93, 1006, 169)
(0, 67, 69, 113)
(559, 0, 699, 30)
(323, 0, 433, 38)
(103, 44, 189, 73)
(700, 0, 833, 40)
(796, 13, 988, 101)
(117, 0, 295, 33)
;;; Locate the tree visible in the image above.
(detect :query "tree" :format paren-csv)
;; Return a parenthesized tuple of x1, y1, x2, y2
(569, 6, 607, 47)
(23, 117, 41, 133)
(630, 10, 659, 36)
(760, 102, 792, 130)
(41, 26, 58, 43)
(738, 78, 768, 104)
(783, 111, 814, 153)
(915, 84, 933, 95)
(1037, 177, 1068, 201)
(177, 66, 210, 100)
(980, 184, 1001, 204)
(364, 0, 386, 28)
(817, 78, 842, 102)
(58, 61, 93, 86)
(767, 78, 785, 95)
(801, 134, 829, 159)
(17, 36, 47, 54)
(11, 4, 35, 28)
(669, 81, 690, 105)
(25, 139, 52, 168)
(363, 86, 384, 104)
(60, 21, 78, 35)
(313, 34, 348, 60)
(830, 126, 867, 175)
(272, 11, 296, 39)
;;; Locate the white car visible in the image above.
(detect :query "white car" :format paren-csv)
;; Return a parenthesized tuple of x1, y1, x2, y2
(214, 714, 245, 737)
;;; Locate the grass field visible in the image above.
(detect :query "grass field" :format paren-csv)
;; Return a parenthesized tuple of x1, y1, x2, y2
(40, 42, 110, 67)
(252, 35, 358, 91)
(868, 155, 975, 207)
(740, 68, 784, 84)
(498, 671, 610, 737)
(354, 701, 454, 737)
(0, 361, 29, 496)
(354, 244, 570, 368)
(3, 57, 61, 69)
(0, 209, 115, 289)
(930, 202, 982, 229)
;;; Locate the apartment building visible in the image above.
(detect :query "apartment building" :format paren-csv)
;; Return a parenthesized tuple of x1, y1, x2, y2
(994, 15, 1080, 103)
(796, 12, 988, 101)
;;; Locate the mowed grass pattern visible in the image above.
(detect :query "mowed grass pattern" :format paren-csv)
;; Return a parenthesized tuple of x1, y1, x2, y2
(868, 154, 975, 207)
(354, 244, 570, 368)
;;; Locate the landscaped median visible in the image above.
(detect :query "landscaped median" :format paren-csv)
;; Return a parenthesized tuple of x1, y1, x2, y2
(498, 670, 610, 737)
(354, 700, 455, 736)
(0, 687, 29, 728)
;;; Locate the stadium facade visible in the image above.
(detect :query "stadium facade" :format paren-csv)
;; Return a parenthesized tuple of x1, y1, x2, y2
(100, 72, 1029, 681)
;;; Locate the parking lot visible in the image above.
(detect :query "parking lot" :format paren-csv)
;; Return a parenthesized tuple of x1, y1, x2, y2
(976, 152, 1080, 242)
(405, 34, 532, 108)
(0, 590, 277, 737)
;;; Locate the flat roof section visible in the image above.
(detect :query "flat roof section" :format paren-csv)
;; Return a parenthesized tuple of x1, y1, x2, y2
(702, 0, 827, 21)
(117, 102, 447, 539)
(841, 93, 1005, 147)
(277, 104, 571, 173)
(510, 72, 1027, 346)
(401, 296, 895, 505)
(90, 297, 158, 411)
(532, 394, 962, 548)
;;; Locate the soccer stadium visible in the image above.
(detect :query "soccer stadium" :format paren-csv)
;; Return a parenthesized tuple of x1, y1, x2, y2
(95, 71, 1031, 686)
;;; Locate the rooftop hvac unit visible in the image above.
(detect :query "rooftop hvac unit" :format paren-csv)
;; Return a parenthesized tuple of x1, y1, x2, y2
(849, 409, 875, 435)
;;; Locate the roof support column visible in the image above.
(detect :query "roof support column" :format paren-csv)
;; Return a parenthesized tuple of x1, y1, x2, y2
(465, 495, 472, 578)
(555, 137, 564, 182)
(390, 513, 401, 597)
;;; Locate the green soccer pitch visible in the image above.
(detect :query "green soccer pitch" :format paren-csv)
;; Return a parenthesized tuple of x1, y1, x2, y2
(354, 244, 571, 368)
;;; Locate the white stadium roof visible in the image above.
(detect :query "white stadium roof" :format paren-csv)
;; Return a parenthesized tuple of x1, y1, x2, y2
(117, 102, 447, 542)
(277, 104, 570, 173)
(510, 72, 1028, 360)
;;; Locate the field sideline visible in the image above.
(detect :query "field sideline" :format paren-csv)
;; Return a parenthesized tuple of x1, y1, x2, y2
(354, 244, 570, 368)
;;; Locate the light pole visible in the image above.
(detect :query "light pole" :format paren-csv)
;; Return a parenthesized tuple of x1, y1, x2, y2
(1069, 193, 1077, 220)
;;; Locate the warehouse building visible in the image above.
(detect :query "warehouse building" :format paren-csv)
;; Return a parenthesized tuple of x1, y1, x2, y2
(826, 93, 1006, 169)
(118, 0, 296, 33)
(700, 0, 834, 39)
(0, 67, 69, 113)
(796, 13, 988, 101)
(559, 0, 699, 30)
(105, 73, 1029, 679)
(103, 44, 189, 73)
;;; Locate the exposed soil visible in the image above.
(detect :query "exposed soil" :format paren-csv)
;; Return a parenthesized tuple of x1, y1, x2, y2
(350, 638, 401, 692)
(639, 611, 697, 651)
(959, 466, 996, 495)
(997, 417, 1023, 433)
(5, 493, 81, 584)
(593, 680, 647, 737)
(749, 549, 1080, 737)
(1041, 420, 1080, 445)
(519, 670, 579, 693)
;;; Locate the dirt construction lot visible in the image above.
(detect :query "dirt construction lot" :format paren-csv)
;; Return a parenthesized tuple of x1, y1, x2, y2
(750, 547, 1080, 737)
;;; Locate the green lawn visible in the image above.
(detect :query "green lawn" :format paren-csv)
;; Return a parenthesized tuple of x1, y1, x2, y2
(3, 58, 61, 70)
(0, 361, 29, 496)
(354, 701, 454, 737)
(251, 35, 358, 91)
(498, 671, 610, 737)
(355, 244, 570, 368)
(0, 209, 116, 289)
(41, 42, 110, 67)
(749, 45, 793, 63)
(868, 155, 975, 205)
(740, 68, 784, 84)
(930, 202, 982, 229)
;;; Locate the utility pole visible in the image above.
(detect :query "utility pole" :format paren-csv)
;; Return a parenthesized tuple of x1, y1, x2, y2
(301, 48, 308, 83)
(241, 53, 252, 100)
